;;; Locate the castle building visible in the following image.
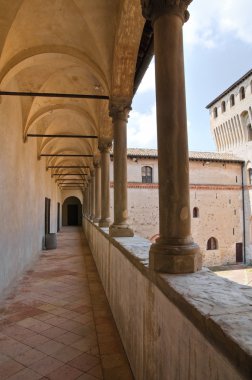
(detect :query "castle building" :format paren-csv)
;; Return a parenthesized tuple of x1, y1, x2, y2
(206, 69, 252, 157)
(206, 69, 252, 265)
(110, 149, 246, 267)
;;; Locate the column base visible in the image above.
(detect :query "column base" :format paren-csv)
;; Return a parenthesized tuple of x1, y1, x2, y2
(99, 219, 111, 228)
(93, 218, 101, 223)
(149, 241, 202, 274)
(109, 224, 134, 237)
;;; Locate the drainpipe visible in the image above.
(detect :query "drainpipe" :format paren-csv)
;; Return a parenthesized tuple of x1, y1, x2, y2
(241, 162, 246, 263)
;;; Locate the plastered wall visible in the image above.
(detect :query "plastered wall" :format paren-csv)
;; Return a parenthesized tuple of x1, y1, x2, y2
(0, 89, 62, 296)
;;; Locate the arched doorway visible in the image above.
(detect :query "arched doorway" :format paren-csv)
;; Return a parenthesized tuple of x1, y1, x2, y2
(62, 196, 82, 226)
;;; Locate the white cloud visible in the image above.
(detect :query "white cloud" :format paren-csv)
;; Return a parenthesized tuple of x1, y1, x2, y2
(137, 60, 155, 94)
(184, 0, 252, 48)
(128, 105, 192, 149)
(128, 104, 157, 148)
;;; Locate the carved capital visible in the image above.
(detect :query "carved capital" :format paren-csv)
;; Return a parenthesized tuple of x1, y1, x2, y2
(98, 140, 112, 154)
(141, 0, 192, 23)
(109, 101, 132, 123)
(93, 158, 101, 169)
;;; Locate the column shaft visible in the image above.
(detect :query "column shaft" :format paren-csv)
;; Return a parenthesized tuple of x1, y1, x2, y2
(90, 171, 95, 220)
(99, 142, 111, 227)
(142, 0, 201, 273)
(109, 105, 133, 237)
(94, 162, 101, 222)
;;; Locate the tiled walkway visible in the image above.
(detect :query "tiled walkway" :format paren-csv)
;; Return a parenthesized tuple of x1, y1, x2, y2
(0, 227, 134, 380)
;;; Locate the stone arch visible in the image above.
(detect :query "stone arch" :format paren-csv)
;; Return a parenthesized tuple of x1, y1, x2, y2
(241, 111, 252, 141)
(193, 207, 199, 218)
(206, 237, 218, 250)
(62, 196, 82, 226)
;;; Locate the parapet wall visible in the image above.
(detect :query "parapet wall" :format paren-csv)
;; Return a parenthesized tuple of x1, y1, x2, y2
(84, 219, 252, 380)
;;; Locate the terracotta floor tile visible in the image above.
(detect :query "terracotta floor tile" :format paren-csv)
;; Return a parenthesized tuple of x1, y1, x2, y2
(71, 337, 98, 353)
(23, 333, 50, 348)
(40, 326, 66, 339)
(87, 364, 103, 379)
(50, 345, 82, 363)
(0, 359, 24, 379)
(29, 355, 63, 376)
(77, 374, 98, 380)
(7, 367, 43, 380)
(14, 348, 46, 365)
(46, 316, 69, 326)
(54, 331, 82, 345)
(69, 352, 99, 372)
(46, 364, 83, 380)
(36, 340, 65, 355)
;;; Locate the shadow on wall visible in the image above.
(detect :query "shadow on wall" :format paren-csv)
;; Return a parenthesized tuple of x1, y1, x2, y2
(62, 196, 82, 226)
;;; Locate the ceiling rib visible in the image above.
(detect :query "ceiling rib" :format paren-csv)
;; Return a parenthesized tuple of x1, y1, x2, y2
(27, 134, 98, 139)
(41, 154, 93, 157)
(0, 91, 109, 100)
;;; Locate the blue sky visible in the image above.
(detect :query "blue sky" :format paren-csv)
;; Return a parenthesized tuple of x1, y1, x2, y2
(128, 0, 252, 152)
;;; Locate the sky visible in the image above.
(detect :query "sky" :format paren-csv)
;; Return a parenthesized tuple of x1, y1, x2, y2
(128, 0, 252, 152)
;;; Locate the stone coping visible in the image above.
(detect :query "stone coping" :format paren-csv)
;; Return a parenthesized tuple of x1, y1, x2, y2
(88, 220, 252, 379)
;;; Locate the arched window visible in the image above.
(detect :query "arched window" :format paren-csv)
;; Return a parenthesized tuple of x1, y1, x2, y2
(213, 107, 218, 118)
(193, 207, 199, 218)
(249, 168, 252, 185)
(221, 101, 226, 113)
(230, 94, 235, 107)
(142, 166, 152, 183)
(207, 237, 218, 250)
(240, 86, 245, 100)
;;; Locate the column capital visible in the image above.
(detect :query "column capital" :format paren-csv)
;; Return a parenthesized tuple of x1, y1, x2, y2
(98, 140, 112, 154)
(93, 158, 101, 169)
(141, 0, 192, 24)
(109, 101, 132, 123)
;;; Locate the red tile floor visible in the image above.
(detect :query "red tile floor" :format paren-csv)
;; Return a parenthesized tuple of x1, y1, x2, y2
(0, 227, 134, 380)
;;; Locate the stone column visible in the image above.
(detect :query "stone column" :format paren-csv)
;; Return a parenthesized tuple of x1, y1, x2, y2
(109, 103, 133, 237)
(99, 141, 112, 227)
(94, 160, 101, 223)
(90, 169, 95, 220)
(141, 0, 201, 273)
(87, 179, 91, 218)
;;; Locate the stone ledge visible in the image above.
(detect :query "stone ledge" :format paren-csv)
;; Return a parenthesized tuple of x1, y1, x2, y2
(87, 219, 252, 379)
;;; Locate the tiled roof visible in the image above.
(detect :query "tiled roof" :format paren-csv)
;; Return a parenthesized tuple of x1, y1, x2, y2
(116, 148, 243, 162)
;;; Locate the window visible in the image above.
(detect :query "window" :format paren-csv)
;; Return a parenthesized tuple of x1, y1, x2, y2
(249, 169, 252, 185)
(221, 101, 226, 113)
(213, 107, 218, 118)
(193, 207, 199, 218)
(240, 86, 245, 100)
(230, 94, 235, 107)
(142, 166, 152, 183)
(207, 237, 218, 250)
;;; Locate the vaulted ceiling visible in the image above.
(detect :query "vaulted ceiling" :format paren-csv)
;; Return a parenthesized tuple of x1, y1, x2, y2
(0, 0, 146, 188)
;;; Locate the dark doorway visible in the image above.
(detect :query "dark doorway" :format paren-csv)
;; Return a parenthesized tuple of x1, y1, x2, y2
(45, 197, 51, 235)
(57, 202, 60, 232)
(236, 242, 243, 263)
(62, 196, 82, 226)
(67, 204, 78, 225)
